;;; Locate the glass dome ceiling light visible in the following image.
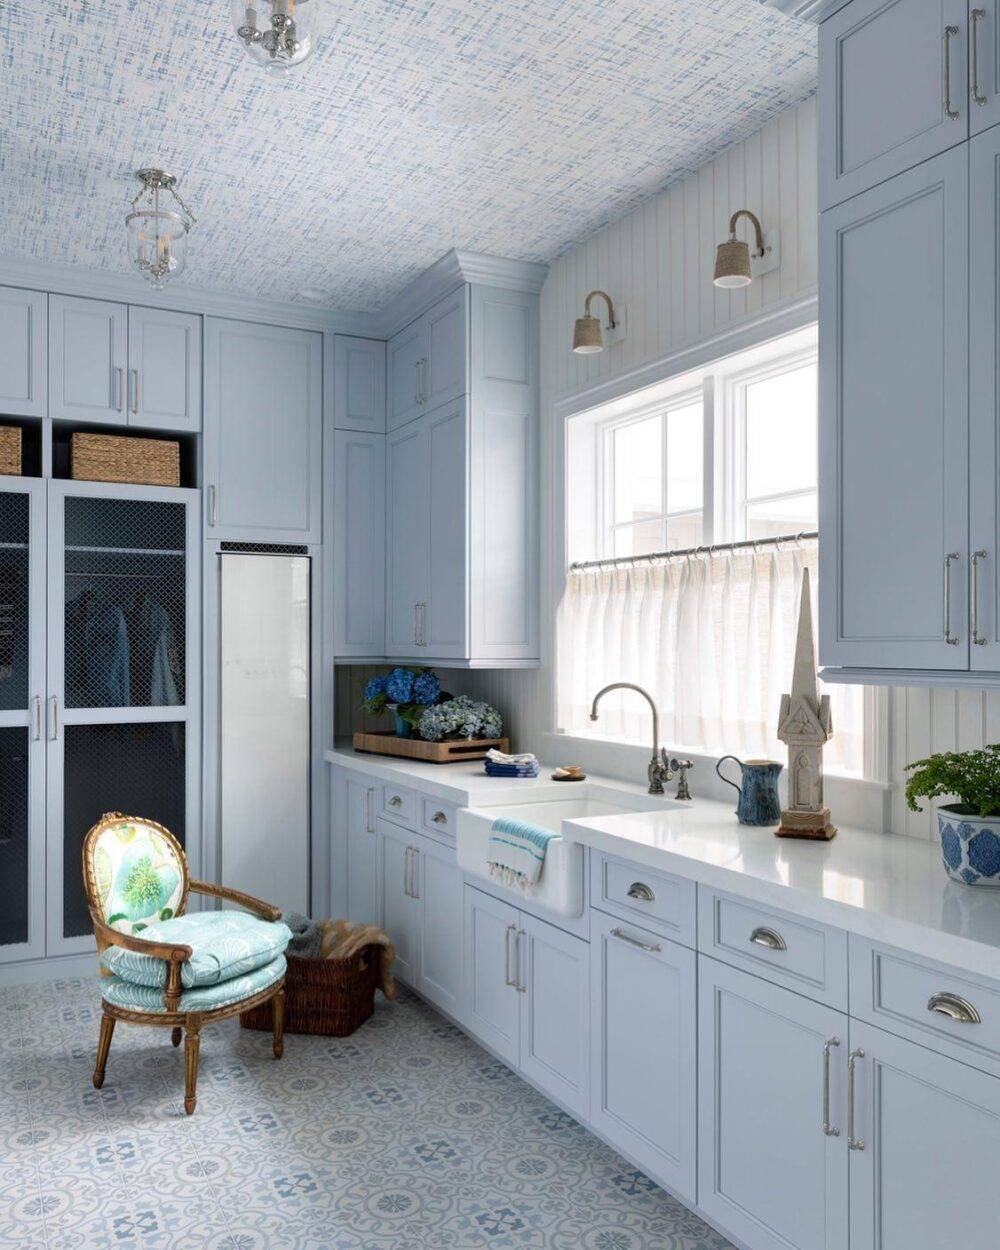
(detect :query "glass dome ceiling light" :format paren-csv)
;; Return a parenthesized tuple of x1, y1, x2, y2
(233, 0, 323, 74)
(125, 169, 196, 290)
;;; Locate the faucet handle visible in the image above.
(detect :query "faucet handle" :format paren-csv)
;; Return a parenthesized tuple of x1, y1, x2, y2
(670, 758, 693, 801)
(659, 747, 674, 779)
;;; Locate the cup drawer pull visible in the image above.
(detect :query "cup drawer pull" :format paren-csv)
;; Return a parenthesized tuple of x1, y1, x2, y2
(927, 991, 982, 1024)
(389, 795, 403, 807)
(626, 882, 655, 902)
(432, 810, 448, 824)
(749, 925, 787, 952)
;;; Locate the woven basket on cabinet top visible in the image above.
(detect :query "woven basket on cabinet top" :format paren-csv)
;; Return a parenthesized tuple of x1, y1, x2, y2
(71, 432, 180, 487)
(0, 426, 22, 476)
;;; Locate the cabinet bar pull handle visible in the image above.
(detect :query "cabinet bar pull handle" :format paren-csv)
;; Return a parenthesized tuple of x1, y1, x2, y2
(413, 602, 419, 646)
(504, 923, 517, 987)
(365, 787, 374, 835)
(410, 847, 419, 900)
(610, 926, 661, 954)
(114, 366, 124, 412)
(822, 1037, 841, 1137)
(626, 882, 655, 901)
(750, 925, 787, 952)
(848, 1048, 865, 1151)
(31, 695, 42, 741)
(943, 552, 959, 644)
(129, 368, 139, 414)
(515, 928, 527, 991)
(972, 550, 988, 646)
(972, 9, 987, 105)
(944, 25, 961, 119)
(48, 695, 58, 741)
(208, 484, 218, 527)
(403, 846, 412, 897)
(928, 990, 981, 1024)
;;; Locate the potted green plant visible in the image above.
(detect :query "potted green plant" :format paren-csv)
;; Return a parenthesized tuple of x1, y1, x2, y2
(905, 745, 1000, 885)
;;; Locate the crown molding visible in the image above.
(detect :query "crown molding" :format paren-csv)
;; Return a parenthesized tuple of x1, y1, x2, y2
(756, 0, 850, 20)
(0, 254, 382, 337)
(375, 248, 548, 338)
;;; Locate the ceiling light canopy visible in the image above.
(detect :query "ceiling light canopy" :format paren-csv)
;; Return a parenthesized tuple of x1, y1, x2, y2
(125, 169, 196, 290)
(233, 0, 323, 73)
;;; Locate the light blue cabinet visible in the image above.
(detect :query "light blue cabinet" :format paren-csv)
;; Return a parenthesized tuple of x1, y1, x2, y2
(332, 430, 385, 658)
(384, 284, 538, 665)
(698, 955, 849, 1250)
(970, 1, 1000, 135)
(970, 124, 1000, 668)
(590, 912, 697, 1202)
(127, 305, 202, 432)
(464, 885, 521, 1065)
(340, 772, 379, 926)
(819, 147, 970, 672)
(380, 819, 420, 985)
(819, 0, 969, 210)
(49, 295, 128, 424)
(203, 317, 322, 543)
(0, 479, 47, 964)
(387, 288, 468, 432)
(415, 832, 464, 1018)
(333, 335, 385, 433)
(849, 1020, 1000, 1250)
(0, 286, 46, 418)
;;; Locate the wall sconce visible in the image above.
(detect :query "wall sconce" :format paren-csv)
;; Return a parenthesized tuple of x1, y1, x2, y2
(713, 209, 779, 288)
(573, 290, 625, 354)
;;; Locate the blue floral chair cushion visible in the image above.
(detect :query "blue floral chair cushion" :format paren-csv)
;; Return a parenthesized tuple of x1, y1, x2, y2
(102, 956, 287, 1013)
(101, 911, 292, 989)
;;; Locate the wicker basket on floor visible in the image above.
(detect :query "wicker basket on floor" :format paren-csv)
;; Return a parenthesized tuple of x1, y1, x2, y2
(240, 948, 380, 1038)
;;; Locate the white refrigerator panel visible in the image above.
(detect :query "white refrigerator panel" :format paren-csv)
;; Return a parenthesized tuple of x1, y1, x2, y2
(220, 553, 310, 915)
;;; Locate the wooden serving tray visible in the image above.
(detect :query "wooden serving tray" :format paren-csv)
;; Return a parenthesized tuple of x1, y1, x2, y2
(352, 732, 509, 764)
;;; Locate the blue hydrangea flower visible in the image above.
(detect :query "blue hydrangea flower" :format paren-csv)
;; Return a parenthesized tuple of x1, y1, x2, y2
(418, 694, 502, 742)
(385, 667, 415, 704)
(363, 676, 386, 702)
(413, 670, 440, 706)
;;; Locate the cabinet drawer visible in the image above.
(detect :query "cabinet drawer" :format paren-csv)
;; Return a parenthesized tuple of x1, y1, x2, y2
(850, 936, 1000, 1078)
(380, 783, 418, 829)
(698, 888, 848, 1010)
(590, 854, 696, 947)
(421, 797, 455, 839)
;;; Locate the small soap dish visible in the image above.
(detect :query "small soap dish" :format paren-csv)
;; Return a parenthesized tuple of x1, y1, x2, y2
(552, 766, 586, 782)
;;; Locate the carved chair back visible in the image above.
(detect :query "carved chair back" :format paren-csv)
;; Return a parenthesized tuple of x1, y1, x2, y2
(82, 812, 190, 939)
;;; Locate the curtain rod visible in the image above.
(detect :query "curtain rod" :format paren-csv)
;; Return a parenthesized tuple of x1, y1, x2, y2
(568, 530, 818, 572)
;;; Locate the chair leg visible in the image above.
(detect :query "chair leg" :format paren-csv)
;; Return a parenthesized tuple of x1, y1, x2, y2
(170, 1027, 182, 1047)
(184, 1018, 201, 1116)
(272, 987, 285, 1060)
(93, 1011, 115, 1089)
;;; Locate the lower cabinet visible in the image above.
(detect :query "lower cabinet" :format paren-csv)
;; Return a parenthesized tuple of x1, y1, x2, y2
(698, 956, 849, 1250)
(848, 1021, 1000, 1250)
(339, 772, 379, 927)
(464, 885, 590, 1117)
(590, 911, 697, 1203)
(378, 819, 463, 1017)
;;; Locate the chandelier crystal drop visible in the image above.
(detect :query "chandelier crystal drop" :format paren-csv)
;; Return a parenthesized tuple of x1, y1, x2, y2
(125, 170, 196, 290)
(232, 0, 323, 74)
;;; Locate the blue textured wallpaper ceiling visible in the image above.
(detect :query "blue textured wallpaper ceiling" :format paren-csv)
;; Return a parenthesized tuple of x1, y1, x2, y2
(0, 1, 816, 311)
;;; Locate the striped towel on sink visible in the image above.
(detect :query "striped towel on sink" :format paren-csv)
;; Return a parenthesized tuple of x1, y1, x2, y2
(487, 817, 555, 894)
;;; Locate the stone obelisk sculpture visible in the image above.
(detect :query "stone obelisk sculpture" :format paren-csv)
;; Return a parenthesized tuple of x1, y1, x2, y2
(776, 568, 836, 840)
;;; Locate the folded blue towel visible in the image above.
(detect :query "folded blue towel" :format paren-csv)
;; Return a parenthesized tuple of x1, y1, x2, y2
(487, 817, 554, 893)
(485, 766, 540, 778)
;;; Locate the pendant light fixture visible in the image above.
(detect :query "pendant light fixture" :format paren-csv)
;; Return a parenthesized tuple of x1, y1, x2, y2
(125, 169, 196, 289)
(233, 0, 324, 73)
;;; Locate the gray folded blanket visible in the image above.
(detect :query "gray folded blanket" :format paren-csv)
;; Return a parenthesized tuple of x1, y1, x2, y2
(283, 911, 322, 958)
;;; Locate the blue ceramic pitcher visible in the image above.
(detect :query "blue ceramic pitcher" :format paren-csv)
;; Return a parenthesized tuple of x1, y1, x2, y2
(715, 756, 783, 826)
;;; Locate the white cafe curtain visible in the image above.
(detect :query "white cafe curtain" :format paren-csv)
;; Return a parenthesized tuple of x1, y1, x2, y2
(556, 539, 862, 774)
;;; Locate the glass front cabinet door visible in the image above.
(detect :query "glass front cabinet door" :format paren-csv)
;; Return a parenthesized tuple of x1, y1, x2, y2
(44, 481, 200, 957)
(0, 480, 46, 964)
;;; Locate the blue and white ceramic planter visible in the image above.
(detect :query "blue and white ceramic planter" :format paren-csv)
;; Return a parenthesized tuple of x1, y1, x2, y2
(938, 806, 1000, 886)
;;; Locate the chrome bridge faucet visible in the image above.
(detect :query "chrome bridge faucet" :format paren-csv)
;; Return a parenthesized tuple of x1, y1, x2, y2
(589, 682, 674, 796)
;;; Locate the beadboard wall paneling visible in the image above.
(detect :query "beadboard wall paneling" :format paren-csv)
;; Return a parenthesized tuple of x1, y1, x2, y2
(540, 96, 818, 400)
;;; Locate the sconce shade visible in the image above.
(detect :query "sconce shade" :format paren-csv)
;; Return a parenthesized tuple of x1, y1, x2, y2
(713, 237, 752, 288)
(573, 314, 604, 353)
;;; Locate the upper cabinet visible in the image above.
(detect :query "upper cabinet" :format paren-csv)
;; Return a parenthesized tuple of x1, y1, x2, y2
(384, 283, 539, 666)
(49, 294, 201, 431)
(0, 286, 47, 418)
(819, 0, 969, 210)
(332, 335, 385, 432)
(819, 0, 1000, 684)
(127, 306, 201, 432)
(203, 317, 322, 544)
(387, 288, 468, 431)
(332, 429, 386, 657)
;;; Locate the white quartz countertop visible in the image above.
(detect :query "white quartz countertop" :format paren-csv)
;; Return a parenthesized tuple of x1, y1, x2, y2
(327, 743, 1000, 977)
